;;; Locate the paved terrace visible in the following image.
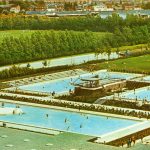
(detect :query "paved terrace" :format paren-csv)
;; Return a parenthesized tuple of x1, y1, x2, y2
(2, 69, 88, 87)
(0, 127, 120, 150)
(0, 127, 150, 150)
(95, 121, 150, 143)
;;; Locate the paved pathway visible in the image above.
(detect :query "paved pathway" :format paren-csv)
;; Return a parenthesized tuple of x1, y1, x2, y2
(0, 52, 118, 72)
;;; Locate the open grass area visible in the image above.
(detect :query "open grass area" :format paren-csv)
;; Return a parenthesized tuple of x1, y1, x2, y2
(97, 55, 150, 73)
(0, 30, 110, 42)
(111, 44, 147, 52)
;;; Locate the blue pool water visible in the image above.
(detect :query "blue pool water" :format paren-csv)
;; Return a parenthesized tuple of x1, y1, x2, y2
(143, 76, 150, 82)
(20, 78, 76, 93)
(19, 71, 141, 93)
(0, 103, 139, 136)
(96, 71, 141, 80)
(118, 87, 150, 101)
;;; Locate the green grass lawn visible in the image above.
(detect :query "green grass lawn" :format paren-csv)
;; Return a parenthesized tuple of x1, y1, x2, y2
(97, 55, 150, 73)
(0, 30, 110, 42)
(111, 44, 147, 52)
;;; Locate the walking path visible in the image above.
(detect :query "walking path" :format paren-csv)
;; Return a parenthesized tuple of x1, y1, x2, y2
(0, 52, 118, 72)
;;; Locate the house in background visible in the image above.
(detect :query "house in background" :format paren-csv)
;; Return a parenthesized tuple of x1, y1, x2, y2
(134, 5, 142, 10)
(10, 5, 20, 13)
(46, 3, 56, 12)
(93, 2, 114, 11)
(123, 4, 134, 10)
(0, 4, 20, 13)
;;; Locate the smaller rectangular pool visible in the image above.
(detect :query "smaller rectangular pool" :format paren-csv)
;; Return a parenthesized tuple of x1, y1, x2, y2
(115, 87, 150, 101)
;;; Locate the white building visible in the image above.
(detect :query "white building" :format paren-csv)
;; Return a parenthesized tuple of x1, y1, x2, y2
(10, 5, 20, 13)
(93, 3, 113, 11)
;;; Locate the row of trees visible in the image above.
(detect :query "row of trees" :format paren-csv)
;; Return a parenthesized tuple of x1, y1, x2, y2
(0, 25, 150, 66)
(1, 14, 150, 32)
(0, 30, 108, 65)
(0, 65, 34, 79)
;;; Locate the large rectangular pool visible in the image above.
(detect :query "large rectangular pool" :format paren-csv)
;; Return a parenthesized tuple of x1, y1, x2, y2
(0, 103, 140, 137)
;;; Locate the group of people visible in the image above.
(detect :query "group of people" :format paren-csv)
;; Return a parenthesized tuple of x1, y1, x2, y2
(126, 137, 136, 148)
(112, 129, 150, 148)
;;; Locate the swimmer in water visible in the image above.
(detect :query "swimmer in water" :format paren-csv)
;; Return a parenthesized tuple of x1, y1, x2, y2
(80, 124, 82, 128)
(64, 118, 67, 123)
(67, 126, 70, 131)
(46, 114, 49, 118)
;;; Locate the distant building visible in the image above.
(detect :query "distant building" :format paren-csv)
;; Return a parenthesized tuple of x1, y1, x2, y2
(123, 4, 134, 10)
(10, 5, 20, 13)
(134, 5, 142, 10)
(0, 4, 20, 13)
(46, 4, 56, 12)
(93, 3, 113, 11)
(114, 5, 123, 10)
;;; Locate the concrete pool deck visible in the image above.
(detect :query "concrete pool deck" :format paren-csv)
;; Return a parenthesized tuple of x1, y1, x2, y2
(95, 121, 150, 143)
(0, 121, 61, 135)
(0, 127, 150, 150)
(2, 69, 88, 87)
(0, 127, 119, 150)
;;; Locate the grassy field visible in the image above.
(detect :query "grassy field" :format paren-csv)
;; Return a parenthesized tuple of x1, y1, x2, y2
(97, 55, 150, 73)
(0, 30, 110, 42)
(111, 44, 147, 52)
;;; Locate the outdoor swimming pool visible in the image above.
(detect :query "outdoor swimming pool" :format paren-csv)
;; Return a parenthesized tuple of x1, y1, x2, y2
(19, 71, 141, 93)
(0, 103, 140, 136)
(115, 87, 150, 101)
(98, 72, 141, 80)
(133, 75, 150, 83)
(142, 76, 150, 82)
(20, 78, 75, 93)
